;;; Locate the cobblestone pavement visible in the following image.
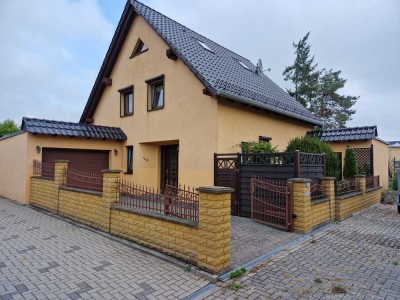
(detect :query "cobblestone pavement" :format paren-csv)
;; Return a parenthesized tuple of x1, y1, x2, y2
(231, 216, 302, 269)
(205, 204, 400, 299)
(0, 197, 209, 300)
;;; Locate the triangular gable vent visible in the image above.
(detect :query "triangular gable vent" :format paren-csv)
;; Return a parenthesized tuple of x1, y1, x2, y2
(130, 39, 148, 58)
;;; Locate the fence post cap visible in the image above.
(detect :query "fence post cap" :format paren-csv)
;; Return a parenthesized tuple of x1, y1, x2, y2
(101, 169, 122, 173)
(287, 178, 313, 183)
(54, 160, 70, 163)
(354, 174, 367, 178)
(320, 177, 335, 180)
(196, 186, 234, 194)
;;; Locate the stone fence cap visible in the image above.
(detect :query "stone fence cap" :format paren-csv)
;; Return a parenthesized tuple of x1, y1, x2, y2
(287, 178, 313, 183)
(196, 186, 234, 194)
(54, 160, 70, 163)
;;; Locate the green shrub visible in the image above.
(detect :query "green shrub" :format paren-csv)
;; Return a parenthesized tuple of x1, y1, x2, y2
(343, 146, 359, 178)
(285, 136, 340, 178)
(241, 141, 277, 153)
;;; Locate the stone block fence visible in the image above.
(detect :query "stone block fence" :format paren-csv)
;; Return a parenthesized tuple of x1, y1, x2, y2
(290, 175, 382, 233)
(30, 161, 232, 274)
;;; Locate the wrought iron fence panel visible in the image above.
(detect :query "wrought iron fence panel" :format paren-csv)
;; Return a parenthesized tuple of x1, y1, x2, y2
(336, 178, 360, 196)
(311, 179, 325, 201)
(33, 159, 55, 179)
(65, 168, 103, 192)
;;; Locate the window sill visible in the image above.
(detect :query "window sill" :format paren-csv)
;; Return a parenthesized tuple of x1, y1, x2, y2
(147, 106, 164, 112)
(120, 114, 134, 118)
(124, 171, 133, 175)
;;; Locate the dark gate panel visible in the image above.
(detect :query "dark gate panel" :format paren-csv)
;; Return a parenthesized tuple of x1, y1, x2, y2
(214, 154, 239, 215)
(251, 177, 293, 231)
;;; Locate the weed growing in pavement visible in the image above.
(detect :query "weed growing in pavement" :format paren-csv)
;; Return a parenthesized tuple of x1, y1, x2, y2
(392, 258, 399, 265)
(183, 264, 191, 272)
(229, 267, 246, 279)
(228, 282, 243, 290)
(314, 277, 323, 284)
(332, 284, 346, 294)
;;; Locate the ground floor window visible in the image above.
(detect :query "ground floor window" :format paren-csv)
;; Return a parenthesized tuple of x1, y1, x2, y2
(126, 146, 133, 174)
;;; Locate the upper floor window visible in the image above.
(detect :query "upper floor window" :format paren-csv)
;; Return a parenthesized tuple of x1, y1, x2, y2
(130, 39, 148, 58)
(146, 75, 165, 111)
(119, 86, 134, 117)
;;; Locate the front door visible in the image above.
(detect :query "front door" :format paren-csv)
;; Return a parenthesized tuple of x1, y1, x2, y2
(161, 145, 179, 191)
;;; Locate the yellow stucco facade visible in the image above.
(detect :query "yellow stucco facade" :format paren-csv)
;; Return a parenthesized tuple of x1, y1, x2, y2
(90, 14, 314, 189)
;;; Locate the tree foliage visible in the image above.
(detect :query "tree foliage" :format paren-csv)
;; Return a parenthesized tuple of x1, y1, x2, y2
(0, 119, 19, 138)
(285, 136, 340, 178)
(283, 32, 358, 129)
(241, 141, 277, 153)
(343, 146, 359, 178)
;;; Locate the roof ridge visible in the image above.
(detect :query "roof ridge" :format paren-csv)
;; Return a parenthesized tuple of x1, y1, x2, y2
(130, 0, 252, 63)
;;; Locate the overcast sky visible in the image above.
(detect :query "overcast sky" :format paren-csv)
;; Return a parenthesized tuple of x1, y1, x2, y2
(0, 0, 399, 140)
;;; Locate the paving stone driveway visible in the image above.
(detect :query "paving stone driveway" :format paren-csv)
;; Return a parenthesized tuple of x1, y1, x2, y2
(0, 197, 208, 300)
(204, 204, 400, 299)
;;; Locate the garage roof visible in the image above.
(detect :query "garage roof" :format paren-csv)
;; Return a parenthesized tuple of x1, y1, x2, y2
(21, 117, 127, 141)
(306, 126, 378, 142)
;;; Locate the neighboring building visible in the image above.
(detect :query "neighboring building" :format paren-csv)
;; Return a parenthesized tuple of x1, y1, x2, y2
(387, 141, 400, 176)
(0, 0, 321, 204)
(307, 126, 388, 189)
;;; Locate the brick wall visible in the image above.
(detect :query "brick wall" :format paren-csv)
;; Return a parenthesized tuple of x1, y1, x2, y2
(58, 188, 108, 231)
(30, 177, 58, 212)
(335, 187, 382, 220)
(311, 200, 331, 228)
(29, 161, 232, 274)
(110, 208, 198, 265)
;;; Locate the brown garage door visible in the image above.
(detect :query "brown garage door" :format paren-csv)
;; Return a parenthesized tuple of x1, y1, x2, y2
(42, 148, 109, 191)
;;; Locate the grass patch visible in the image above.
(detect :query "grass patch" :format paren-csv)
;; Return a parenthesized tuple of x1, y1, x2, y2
(332, 284, 346, 294)
(228, 282, 243, 290)
(229, 267, 246, 279)
(313, 277, 322, 284)
(392, 258, 399, 266)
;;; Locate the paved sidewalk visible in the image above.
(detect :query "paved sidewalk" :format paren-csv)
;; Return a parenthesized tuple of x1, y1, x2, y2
(0, 197, 209, 300)
(231, 216, 302, 268)
(204, 204, 400, 299)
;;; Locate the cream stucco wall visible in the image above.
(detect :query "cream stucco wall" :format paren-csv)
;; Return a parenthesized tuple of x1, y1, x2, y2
(92, 15, 218, 188)
(372, 139, 388, 189)
(0, 132, 123, 204)
(0, 133, 28, 203)
(329, 139, 388, 190)
(389, 147, 400, 162)
(216, 99, 314, 152)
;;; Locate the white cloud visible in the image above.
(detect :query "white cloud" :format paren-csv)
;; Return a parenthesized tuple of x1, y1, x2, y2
(0, 0, 114, 124)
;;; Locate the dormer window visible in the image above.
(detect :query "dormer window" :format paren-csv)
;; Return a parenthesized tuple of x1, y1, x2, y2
(130, 39, 148, 58)
(195, 39, 214, 53)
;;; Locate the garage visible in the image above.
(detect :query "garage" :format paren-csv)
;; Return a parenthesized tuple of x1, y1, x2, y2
(42, 148, 110, 173)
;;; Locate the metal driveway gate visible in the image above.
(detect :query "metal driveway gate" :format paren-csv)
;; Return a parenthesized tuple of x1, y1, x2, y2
(250, 177, 293, 232)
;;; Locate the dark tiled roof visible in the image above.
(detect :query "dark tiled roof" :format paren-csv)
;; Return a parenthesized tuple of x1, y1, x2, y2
(80, 1, 322, 126)
(21, 117, 127, 140)
(306, 126, 378, 142)
(387, 141, 400, 146)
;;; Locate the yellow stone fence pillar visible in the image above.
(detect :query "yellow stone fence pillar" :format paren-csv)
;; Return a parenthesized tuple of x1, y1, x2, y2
(101, 170, 122, 232)
(288, 178, 312, 233)
(196, 186, 232, 274)
(54, 160, 69, 186)
(320, 177, 336, 220)
(355, 175, 366, 193)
